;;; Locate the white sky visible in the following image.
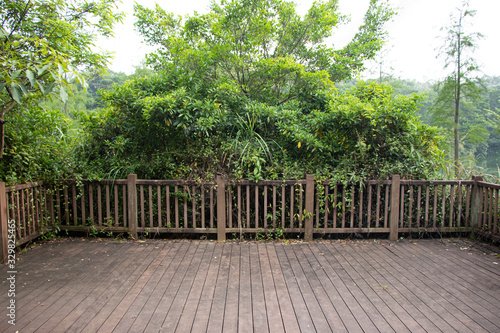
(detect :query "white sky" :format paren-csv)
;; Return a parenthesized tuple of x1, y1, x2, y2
(96, 0, 500, 82)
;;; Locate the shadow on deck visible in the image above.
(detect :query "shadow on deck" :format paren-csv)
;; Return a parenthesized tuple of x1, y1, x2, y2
(0, 238, 499, 332)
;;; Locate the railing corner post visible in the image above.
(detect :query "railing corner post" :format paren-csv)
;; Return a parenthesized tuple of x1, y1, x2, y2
(304, 174, 314, 242)
(0, 182, 8, 263)
(127, 174, 138, 240)
(216, 175, 226, 242)
(389, 174, 401, 241)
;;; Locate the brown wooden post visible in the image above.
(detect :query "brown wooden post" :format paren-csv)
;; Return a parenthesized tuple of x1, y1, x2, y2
(304, 174, 314, 242)
(471, 175, 483, 230)
(217, 175, 226, 241)
(47, 185, 55, 226)
(127, 174, 138, 239)
(0, 182, 8, 263)
(389, 175, 401, 241)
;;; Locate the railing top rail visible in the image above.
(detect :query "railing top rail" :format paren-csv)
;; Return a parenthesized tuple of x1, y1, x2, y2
(400, 180, 475, 186)
(477, 181, 500, 190)
(5, 181, 44, 193)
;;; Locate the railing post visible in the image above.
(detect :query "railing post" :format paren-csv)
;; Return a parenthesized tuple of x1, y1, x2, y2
(471, 175, 483, 230)
(216, 175, 226, 242)
(0, 182, 8, 263)
(127, 174, 138, 239)
(304, 174, 314, 242)
(389, 175, 401, 241)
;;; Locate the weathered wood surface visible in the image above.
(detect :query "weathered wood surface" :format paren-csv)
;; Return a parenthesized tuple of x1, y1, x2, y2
(0, 238, 499, 332)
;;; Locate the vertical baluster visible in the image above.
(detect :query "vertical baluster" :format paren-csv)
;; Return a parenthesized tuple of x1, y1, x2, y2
(115, 185, 119, 227)
(255, 185, 259, 229)
(158, 185, 162, 228)
(88, 184, 93, 226)
(166, 185, 171, 228)
(210, 184, 214, 229)
(201, 184, 205, 229)
(425, 185, 430, 227)
(237, 185, 241, 231)
(174, 185, 179, 228)
(290, 185, 294, 229)
(457, 183, 462, 228)
(333, 185, 338, 228)
(123, 184, 127, 227)
(72, 183, 77, 226)
(358, 186, 363, 228)
(140, 184, 145, 228)
(399, 185, 405, 228)
(149, 185, 153, 228)
(416, 186, 422, 229)
(367, 184, 372, 228)
(264, 185, 268, 229)
(324, 185, 329, 229)
(384, 185, 389, 228)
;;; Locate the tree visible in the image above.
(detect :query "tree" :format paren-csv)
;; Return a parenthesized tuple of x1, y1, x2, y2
(0, 0, 123, 158)
(134, 0, 394, 106)
(432, 1, 484, 177)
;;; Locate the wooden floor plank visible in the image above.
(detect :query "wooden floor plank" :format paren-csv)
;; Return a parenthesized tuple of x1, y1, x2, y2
(353, 242, 455, 332)
(157, 243, 207, 332)
(344, 243, 430, 333)
(1, 239, 97, 322)
(409, 241, 500, 302)
(363, 242, 477, 332)
(206, 244, 231, 333)
(189, 243, 223, 332)
(0, 238, 498, 333)
(48, 243, 161, 333)
(15, 241, 133, 332)
(237, 244, 253, 333)
(81, 242, 182, 333)
(265, 244, 300, 333)
(139, 243, 200, 332)
(389, 242, 500, 332)
(257, 244, 284, 333)
(327, 243, 410, 333)
(292, 245, 350, 332)
(273, 244, 318, 332)
(173, 242, 216, 332)
(302, 244, 376, 333)
(96, 243, 190, 333)
(222, 244, 240, 332)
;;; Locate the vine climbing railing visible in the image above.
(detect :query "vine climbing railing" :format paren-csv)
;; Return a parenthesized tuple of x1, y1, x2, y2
(1, 175, 498, 261)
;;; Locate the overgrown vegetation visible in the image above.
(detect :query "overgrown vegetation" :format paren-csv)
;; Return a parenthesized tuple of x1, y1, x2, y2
(0, 0, 498, 186)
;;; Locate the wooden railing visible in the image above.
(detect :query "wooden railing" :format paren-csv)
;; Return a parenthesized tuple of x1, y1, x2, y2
(1, 175, 498, 261)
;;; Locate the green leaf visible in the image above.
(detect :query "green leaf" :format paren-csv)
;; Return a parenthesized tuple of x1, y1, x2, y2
(59, 86, 68, 102)
(26, 70, 36, 87)
(18, 82, 29, 95)
(0, 82, 5, 93)
(37, 64, 51, 76)
(11, 69, 23, 80)
(43, 82, 56, 95)
(57, 63, 65, 76)
(10, 84, 22, 104)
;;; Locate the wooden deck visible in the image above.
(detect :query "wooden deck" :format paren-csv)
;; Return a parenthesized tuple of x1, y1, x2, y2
(0, 238, 499, 332)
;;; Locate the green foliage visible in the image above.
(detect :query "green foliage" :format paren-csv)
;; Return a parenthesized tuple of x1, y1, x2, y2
(134, 0, 394, 103)
(432, 1, 485, 177)
(0, 102, 79, 184)
(0, 0, 124, 158)
(77, 74, 445, 181)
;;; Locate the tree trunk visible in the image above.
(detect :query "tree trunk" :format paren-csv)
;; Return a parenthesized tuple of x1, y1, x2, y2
(454, 16, 462, 179)
(0, 100, 17, 159)
(0, 120, 4, 159)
